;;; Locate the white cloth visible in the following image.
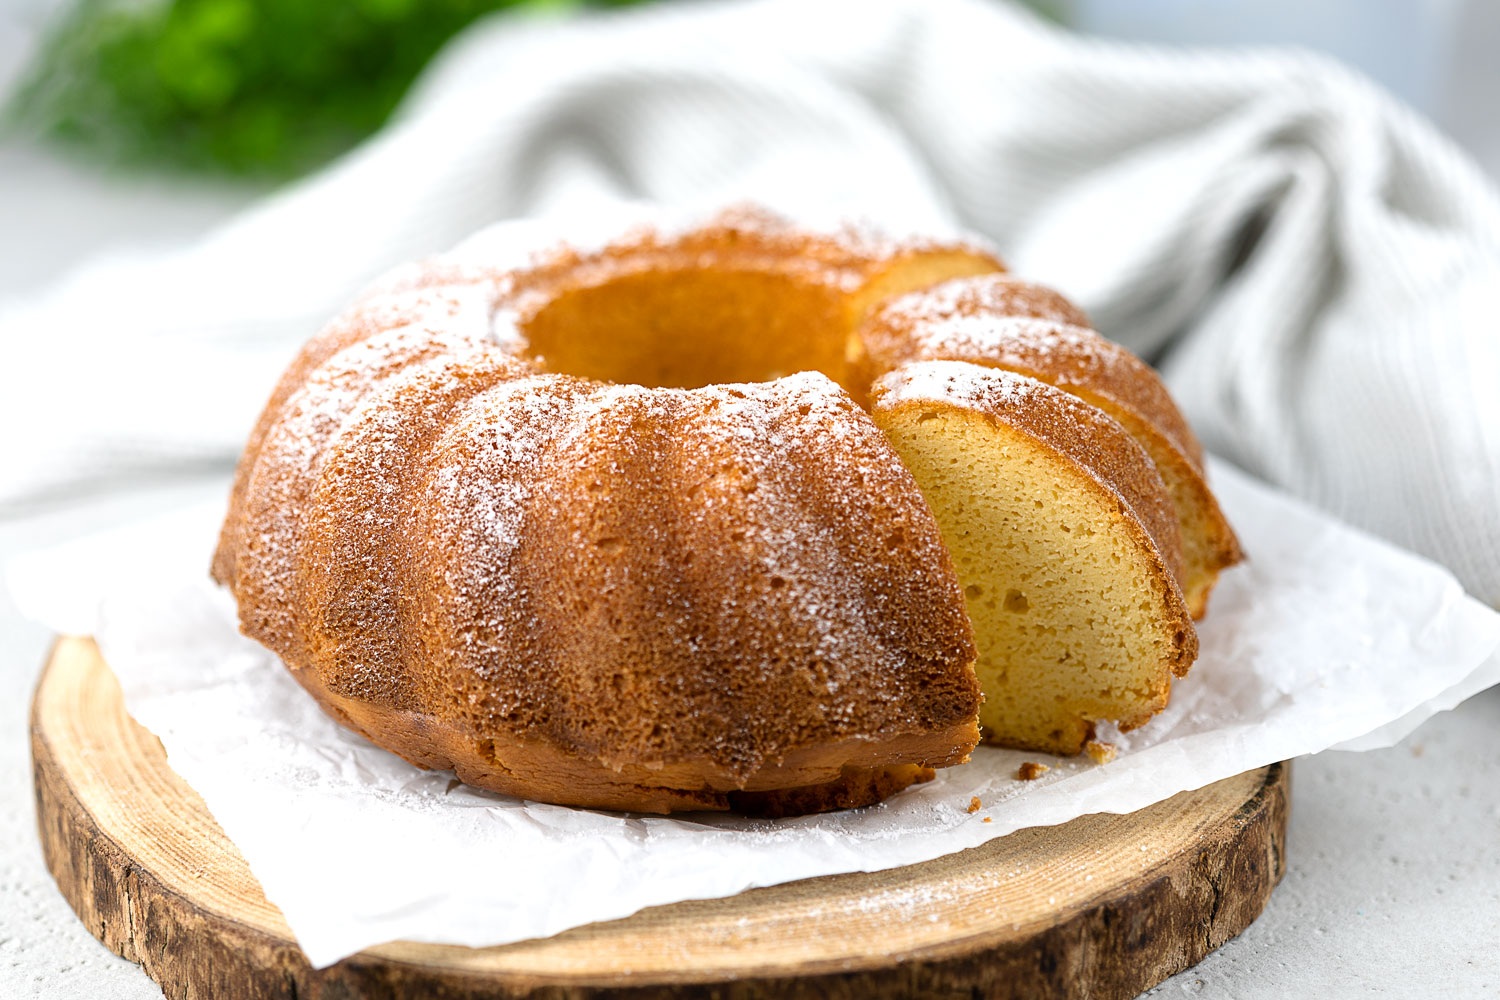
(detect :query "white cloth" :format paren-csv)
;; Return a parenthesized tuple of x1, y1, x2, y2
(3, 0, 1498, 605)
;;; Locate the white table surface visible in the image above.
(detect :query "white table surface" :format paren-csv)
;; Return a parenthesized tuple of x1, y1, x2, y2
(3, 124, 1499, 998)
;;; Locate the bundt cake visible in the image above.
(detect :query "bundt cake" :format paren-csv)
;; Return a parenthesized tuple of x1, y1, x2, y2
(213, 207, 1240, 814)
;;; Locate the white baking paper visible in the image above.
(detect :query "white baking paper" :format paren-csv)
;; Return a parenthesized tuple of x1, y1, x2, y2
(9, 459, 1500, 968)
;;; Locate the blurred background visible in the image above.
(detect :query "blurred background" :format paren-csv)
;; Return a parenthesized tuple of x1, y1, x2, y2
(2, 0, 1498, 301)
(2, 5, 1498, 998)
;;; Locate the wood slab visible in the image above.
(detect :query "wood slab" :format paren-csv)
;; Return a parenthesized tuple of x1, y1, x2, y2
(32, 636, 1287, 999)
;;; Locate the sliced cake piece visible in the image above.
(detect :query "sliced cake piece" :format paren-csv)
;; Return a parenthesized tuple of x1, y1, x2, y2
(870, 361, 1197, 755)
(858, 273, 1241, 617)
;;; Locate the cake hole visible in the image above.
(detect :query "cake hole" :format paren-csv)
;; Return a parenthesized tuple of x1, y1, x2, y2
(1002, 590, 1029, 613)
(518, 267, 854, 390)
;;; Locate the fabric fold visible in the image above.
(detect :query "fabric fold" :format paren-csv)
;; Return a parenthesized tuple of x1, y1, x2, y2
(2, 0, 1497, 604)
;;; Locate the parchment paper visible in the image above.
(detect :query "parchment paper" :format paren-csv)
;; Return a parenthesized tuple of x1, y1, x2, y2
(9, 459, 1499, 968)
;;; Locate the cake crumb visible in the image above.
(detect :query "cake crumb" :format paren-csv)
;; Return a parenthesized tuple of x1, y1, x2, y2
(982, 816, 992, 823)
(1084, 740, 1117, 764)
(967, 796, 982, 813)
(1015, 761, 1049, 781)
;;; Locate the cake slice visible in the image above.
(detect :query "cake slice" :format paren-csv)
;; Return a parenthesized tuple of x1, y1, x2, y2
(859, 274, 1242, 617)
(870, 361, 1197, 754)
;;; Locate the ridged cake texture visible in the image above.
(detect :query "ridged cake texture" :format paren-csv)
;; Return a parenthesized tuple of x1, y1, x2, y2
(214, 207, 1240, 813)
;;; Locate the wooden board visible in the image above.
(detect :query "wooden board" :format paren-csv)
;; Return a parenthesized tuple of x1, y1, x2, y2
(31, 636, 1287, 1000)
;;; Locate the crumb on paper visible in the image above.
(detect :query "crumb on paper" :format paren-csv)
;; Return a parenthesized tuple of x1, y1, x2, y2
(1410, 743, 1425, 758)
(1015, 761, 1049, 781)
(982, 816, 992, 823)
(1084, 740, 1117, 765)
(967, 796, 982, 813)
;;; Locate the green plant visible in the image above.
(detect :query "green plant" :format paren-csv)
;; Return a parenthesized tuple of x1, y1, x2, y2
(9, 0, 642, 179)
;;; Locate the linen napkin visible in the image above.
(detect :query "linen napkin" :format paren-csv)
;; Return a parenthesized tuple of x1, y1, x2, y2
(2, 0, 1497, 612)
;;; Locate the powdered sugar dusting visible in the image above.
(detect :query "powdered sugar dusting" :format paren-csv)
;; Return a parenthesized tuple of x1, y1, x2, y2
(877, 273, 1085, 329)
(452, 203, 1002, 324)
(875, 360, 1050, 411)
(217, 210, 986, 800)
(861, 272, 1202, 471)
(897, 315, 1121, 369)
(400, 368, 974, 770)
(226, 290, 500, 649)
(429, 375, 577, 579)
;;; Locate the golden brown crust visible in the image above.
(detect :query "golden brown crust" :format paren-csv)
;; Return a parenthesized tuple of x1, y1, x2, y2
(292, 662, 974, 814)
(212, 283, 507, 589)
(214, 293, 513, 675)
(726, 766, 939, 818)
(405, 374, 984, 778)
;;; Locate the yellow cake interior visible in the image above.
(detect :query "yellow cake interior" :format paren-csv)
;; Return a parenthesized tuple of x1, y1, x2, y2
(1053, 387, 1232, 618)
(874, 402, 1182, 754)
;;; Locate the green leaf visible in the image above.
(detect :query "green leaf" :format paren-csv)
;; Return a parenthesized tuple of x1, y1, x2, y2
(7, 0, 644, 179)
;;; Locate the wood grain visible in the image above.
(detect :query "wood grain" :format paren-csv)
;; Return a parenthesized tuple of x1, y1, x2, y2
(32, 636, 1288, 999)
